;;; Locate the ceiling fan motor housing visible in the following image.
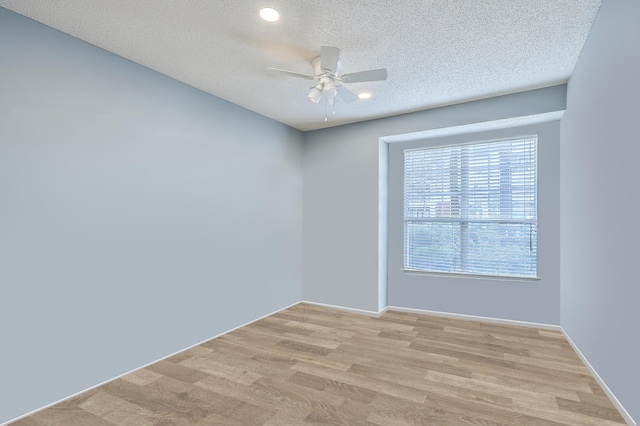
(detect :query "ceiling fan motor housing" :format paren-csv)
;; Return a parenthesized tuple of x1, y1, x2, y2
(312, 56, 341, 78)
(311, 56, 340, 102)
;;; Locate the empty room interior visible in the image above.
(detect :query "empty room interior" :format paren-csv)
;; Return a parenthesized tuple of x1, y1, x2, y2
(1, 1, 638, 425)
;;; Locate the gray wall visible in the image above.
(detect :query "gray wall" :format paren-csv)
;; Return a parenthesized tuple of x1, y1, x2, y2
(303, 86, 566, 314)
(0, 8, 302, 424)
(388, 121, 560, 324)
(560, 0, 640, 421)
(303, 122, 382, 312)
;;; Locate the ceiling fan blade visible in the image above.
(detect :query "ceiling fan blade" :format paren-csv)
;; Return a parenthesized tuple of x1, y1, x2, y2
(320, 45, 340, 74)
(341, 68, 388, 83)
(336, 86, 358, 104)
(267, 67, 315, 80)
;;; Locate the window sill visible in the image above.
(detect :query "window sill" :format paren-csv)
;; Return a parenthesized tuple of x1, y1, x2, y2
(402, 269, 541, 283)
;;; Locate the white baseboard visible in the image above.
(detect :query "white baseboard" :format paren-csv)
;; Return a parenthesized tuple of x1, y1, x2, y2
(301, 300, 386, 317)
(2, 300, 301, 426)
(386, 305, 562, 331)
(561, 329, 636, 426)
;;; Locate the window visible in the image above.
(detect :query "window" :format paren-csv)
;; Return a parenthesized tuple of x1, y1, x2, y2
(403, 136, 537, 278)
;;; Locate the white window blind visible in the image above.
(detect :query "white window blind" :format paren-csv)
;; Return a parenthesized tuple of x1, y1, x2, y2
(403, 136, 538, 278)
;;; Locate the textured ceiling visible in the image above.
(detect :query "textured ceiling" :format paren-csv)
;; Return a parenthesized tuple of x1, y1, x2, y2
(0, 1, 602, 131)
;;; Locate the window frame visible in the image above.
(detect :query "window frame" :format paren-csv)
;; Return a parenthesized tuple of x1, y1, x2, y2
(402, 135, 539, 280)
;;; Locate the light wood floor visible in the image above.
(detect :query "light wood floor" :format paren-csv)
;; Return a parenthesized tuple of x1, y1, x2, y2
(10, 303, 626, 425)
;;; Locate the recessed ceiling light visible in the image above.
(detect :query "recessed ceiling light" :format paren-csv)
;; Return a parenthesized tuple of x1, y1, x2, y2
(259, 8, 280, 22)
(358, 92, 372, 100)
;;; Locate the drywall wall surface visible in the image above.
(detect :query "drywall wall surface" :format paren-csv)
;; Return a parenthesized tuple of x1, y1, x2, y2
(0, 8, 302, 424)
(388, 121, 561, 324)
(302, 122, 381, 312)
(303, 86, 566, 313)
(561, 0, 639, 422)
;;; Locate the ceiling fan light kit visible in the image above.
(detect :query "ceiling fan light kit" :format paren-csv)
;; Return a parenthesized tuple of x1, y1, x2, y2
(268, 45, 387, 119)
(308, 84, 323, 103)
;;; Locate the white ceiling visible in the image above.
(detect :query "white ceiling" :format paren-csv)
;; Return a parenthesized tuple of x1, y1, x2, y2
(0, 1, 602, 131)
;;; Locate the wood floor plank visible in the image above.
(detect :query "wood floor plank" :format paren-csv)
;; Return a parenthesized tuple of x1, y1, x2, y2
(349, 362, 513, 408)
(145, 359, 212, 384)
(8, 303, 626, 425)
(287, 370, 378, 404)
(28, 405, 119, 426)
(557, 397, 628, 423)
(291, 361, 429, 404)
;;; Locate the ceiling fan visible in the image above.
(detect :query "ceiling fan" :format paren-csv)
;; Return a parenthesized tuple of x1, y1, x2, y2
(267, 45, 388, 106)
